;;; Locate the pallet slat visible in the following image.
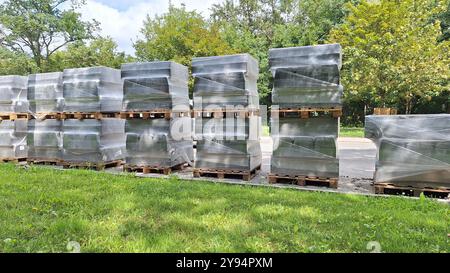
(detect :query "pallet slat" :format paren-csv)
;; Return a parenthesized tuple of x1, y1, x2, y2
(193, 165, 261, 181)
(194, 109, 260, 119)
(268, 174, 338, 189)
(60, 160, 123, 171)
(60, 112, 120, 120)
(0, 158, 27, 164)
(374, 183, 450, 199)
(0, 113, 31, 121)
(124, 163, 187, 175)
(272, 107, 342, 119)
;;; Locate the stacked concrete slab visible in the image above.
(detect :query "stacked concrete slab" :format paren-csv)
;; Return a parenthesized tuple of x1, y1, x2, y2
(365, 114, 450, 189)
(192, 54, 259, 111)
(0, 119, 27, 159)
(62, 118, 126, 164)
(61, 67, 125, 165)
(122, 62, 193, 168)
(192, 54, 261, 172)
(269, 44, 343, 179)
(28, 72, 63, 114)
(26, 72, 64, 161)
(63, 67, 123, 113)
(122, 61, 190, 112)
(0, 75, 28, 113)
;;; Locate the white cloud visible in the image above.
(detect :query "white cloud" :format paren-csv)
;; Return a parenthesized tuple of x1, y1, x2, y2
(80, 0, 225, 56)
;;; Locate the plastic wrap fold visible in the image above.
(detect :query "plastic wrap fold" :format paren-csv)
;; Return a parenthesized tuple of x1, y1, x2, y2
(125, 118, 193, 167)
(365, 115, 450, 188)
(27, 119, 62, 160)
(28, 72, 63, 114)
(63, 67, 123, 113)
(121, 62, 190, 112)
(269, 44, 343, 108)
(192, 54, 259, 110)
(0, 120, 27, 158)
(0, 76, 28, 113)
(62, 118, 125, 163)
(271, 117, 339, 177)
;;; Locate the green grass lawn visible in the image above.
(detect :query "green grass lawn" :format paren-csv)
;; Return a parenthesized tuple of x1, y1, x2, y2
(340, 127, 365, 138)
(0, 164, 448, 253)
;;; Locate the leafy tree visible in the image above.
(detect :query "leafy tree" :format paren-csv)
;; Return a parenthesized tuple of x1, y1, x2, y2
(0, 0, 98, 72)
(329, 0, 450, 114)
(0, 46, 36, 75)
(134, 5, 234, 67)
(211, 0, 357, 104)
(48, 37, 132, 71)
(437, 0, 450, 41)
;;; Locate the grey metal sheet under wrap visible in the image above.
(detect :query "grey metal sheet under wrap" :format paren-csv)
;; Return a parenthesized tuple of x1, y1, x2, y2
(271, 117, 339, 177)
(0, 75, 28, 113)
(192, 54, 259, 110)
(63, 67, 123, 113)
(121, 62, 190, 112)
(269, 44, 343, 108)
(125, 117, 193, 167)
(365, 115, 450, 188)
(0, 119, 27, 158)
(62, 118, 126, 163)
(27, 119, 62, 160)
(28, 72, 64, 114)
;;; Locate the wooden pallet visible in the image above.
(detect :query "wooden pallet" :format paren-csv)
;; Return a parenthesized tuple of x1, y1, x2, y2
(0, 113, 31, 121)
(194, 109, 260, 119)
(272, 107, 342, 119)
(124, 163, 187, 175)
(374, 183, 450, 199)
(119, 110, 189, 120)
(30, 113, 62, 120)
(373, 108, 397, 115)
(27, 158, 62, 166)
(193, 165, 261, 181)
(268, 174, 339, 189)
(60, 160, 123, 171)
(60, 112, 120, 120)
(0, 157, 27, 164)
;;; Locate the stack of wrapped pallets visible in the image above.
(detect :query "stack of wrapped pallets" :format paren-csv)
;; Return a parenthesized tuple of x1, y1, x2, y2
(365, 114, 450, 197)
(60, 67, 125, 170)
(192, 54, 262, 181)
(0, 75, 28, 162)
(268, 44, 343, 188)
(121, 62, 193, 175)
(27, 72, 64, 164)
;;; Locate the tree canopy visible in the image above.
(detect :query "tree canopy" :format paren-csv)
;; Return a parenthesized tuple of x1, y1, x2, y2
(134, 5, 234, 67)
(0, 0, 98, 72)
(328, 0, 450, 114)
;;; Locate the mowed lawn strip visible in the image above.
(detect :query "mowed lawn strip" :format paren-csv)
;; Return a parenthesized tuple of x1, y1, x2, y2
(340, 127, 365, 138)
(0, 164, 448, 253)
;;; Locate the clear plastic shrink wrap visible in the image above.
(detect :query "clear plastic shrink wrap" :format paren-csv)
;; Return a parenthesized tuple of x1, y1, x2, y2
(125, 117, 193, 167)
(271, 116, 339, 177)
(63, 67, 123, 113)
(0, 119, 27, 158)
(28, 72, 63, 113)
(269, 44, 343, 108)
(192, 54, 259, 110)
(121, 62, 190, 112)
(365, 115, 450, 188)
(0, 75, 28, 113)
(194, 116, 262, 170)
(27, 119, 62, 160)
(62, 118, 126, 163)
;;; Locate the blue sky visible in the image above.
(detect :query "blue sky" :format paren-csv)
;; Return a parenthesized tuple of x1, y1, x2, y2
(79, 0, 225, 55)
